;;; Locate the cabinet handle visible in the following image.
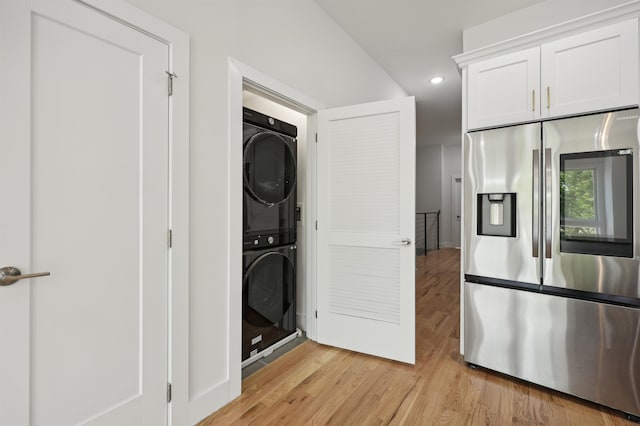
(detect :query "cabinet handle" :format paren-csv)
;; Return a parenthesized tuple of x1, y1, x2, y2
(546, 86, 550, 109)
(532, 89, 536, 111)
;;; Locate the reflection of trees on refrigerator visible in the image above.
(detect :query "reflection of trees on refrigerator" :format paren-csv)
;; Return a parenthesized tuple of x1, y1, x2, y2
(560, 168, 597, 236)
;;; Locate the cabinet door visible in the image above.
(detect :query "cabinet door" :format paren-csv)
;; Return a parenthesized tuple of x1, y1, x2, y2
(467, 47, 540, 129)
(541, 19, 639, 118)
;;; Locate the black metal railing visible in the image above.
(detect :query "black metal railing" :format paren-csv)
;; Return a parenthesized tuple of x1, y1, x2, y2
(415, 211, 440, 255)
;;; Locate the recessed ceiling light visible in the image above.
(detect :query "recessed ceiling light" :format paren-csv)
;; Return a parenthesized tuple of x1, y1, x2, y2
(430, 76, 444, 85)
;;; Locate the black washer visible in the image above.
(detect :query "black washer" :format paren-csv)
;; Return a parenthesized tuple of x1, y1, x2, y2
(242, 245, 296, 361)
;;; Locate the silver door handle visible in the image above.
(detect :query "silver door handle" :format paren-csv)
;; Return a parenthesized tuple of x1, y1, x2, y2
(0, 266, 50, 286)
(544, 148, 552, 259)
(532, 149, 540, 258)
(393, 238, 412, 246)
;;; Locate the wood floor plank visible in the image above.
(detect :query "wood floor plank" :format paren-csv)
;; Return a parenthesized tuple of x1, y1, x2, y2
(199, 248, 636, 425)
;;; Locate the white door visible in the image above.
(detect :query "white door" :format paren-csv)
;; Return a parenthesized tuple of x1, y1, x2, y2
(452, 176, 462, 247)
(1, 2, 169, 425)
(316, 97, 416, 364)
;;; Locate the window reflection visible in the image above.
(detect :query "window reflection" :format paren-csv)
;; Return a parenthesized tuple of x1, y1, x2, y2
(561, 167, 597, 237)
(559, 149, 633, 258)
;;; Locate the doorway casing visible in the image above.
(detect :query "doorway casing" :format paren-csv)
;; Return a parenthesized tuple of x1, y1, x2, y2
(227, 58, 324, 399)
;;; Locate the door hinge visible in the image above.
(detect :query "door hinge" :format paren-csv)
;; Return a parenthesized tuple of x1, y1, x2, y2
(167, 383, 172, 403)
(168, 229, 173, 248)
(166, 71, 178, 96)
(315, 310, 317, 318)
(315, 133, 318, 143)
(315, 220, 318, 230)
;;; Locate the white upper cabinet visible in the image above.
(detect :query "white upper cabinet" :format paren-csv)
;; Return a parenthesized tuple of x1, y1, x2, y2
(540, 19, 638, 119)
(468, 47, 540, 130)
(465, 19, 639, 130)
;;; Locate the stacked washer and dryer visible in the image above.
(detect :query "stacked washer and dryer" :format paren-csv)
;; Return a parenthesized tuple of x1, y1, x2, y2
(242, 107, 299, 363)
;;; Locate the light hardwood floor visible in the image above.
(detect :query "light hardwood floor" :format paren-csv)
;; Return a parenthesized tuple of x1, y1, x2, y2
(200, 248, 635, 425)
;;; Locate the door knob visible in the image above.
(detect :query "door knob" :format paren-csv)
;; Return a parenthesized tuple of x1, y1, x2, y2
(0, 267, 50, 286)
(392, 238, 412, 246)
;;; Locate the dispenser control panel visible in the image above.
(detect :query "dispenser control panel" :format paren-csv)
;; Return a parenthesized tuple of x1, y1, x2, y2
(477, 193, 516, 237)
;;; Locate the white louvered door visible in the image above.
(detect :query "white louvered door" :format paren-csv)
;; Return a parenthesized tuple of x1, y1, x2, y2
(316, 97, 416, 364)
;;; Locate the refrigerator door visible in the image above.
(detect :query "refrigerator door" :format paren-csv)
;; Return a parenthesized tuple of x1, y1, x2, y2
(464, 123, 542, 285)
(465, 281, 640, 418)
(543, 109, 640, 299)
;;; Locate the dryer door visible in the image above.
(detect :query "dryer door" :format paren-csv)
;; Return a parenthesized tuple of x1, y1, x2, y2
(243, 131, 297, 206)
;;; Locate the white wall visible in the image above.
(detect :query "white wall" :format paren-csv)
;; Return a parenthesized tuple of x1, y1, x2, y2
(124, 0, 405, 421)
(441, 144, 462, 248)
(415, 145, 442, 214)
(415, 145, 442, 250)
(416, 140, 462, 249)
(463, 0, 632, 51)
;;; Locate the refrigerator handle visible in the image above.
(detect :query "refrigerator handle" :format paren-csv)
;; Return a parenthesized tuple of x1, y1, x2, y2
(532, 149, 539, 258)
(545, 148, 552, 259)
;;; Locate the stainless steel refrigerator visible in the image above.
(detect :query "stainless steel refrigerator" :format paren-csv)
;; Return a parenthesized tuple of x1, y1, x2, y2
(464, 108, 640, 418)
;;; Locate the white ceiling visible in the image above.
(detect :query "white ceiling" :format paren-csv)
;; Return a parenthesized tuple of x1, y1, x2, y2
(312, 0, 543, 146)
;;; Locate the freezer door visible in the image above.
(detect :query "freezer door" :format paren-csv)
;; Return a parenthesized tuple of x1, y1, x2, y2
(542, 109, 640, 299)
(464, 282, 640, 417)
(464, 123, 541, 284)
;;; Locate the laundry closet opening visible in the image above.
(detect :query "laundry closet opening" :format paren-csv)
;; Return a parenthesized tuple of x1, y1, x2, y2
(240, 84, 314, 375)
(230, 60, 417, 397)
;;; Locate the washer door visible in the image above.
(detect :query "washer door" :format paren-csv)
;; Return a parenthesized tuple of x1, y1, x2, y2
(243, 251, 294, 327)
(243, 131, 296, 206)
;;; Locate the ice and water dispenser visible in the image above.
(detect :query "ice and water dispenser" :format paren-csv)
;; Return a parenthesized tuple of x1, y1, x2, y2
(477, 193, 516, 237)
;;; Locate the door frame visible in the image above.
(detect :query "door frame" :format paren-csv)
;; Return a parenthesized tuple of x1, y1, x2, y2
(228, 58, 324, 396)
(1, 1, 189, 424)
